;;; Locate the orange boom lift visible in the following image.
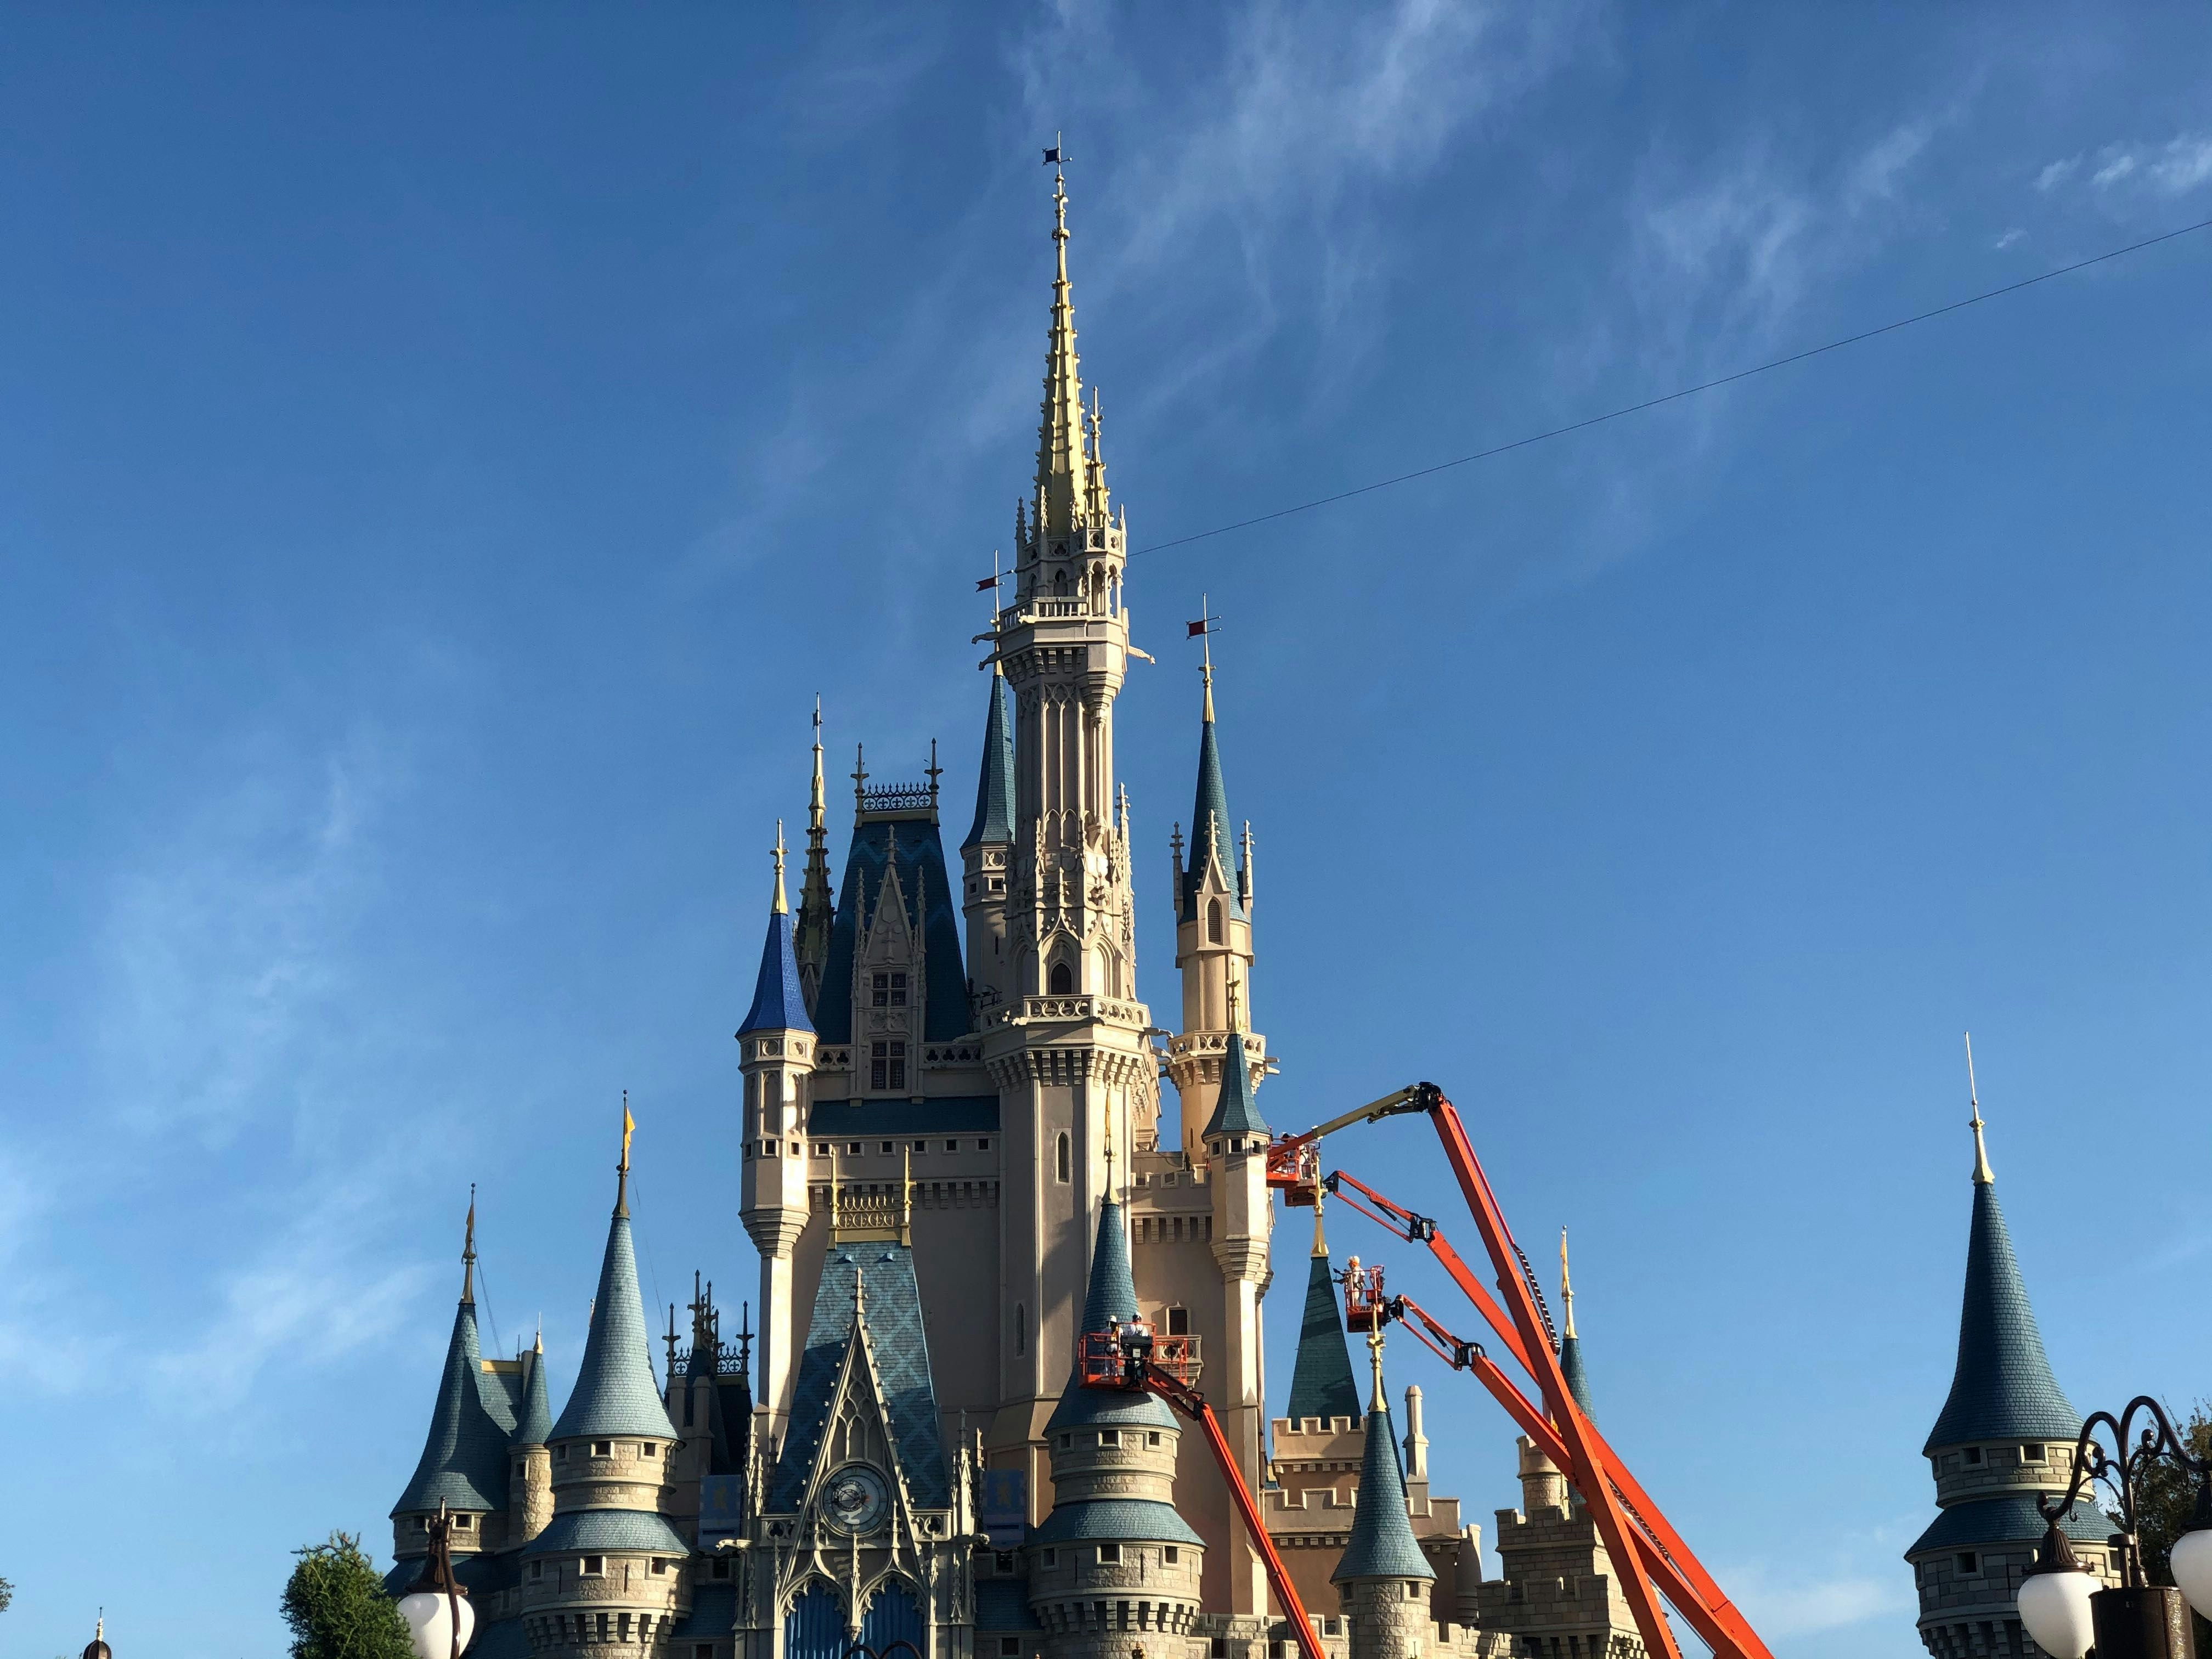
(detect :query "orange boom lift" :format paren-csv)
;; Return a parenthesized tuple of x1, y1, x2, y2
(1266, 1082, 1774, 1659)
(1078, 1324, 1329, 1659)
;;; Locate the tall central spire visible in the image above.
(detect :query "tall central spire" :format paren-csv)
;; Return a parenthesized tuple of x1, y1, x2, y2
(1034, 165, 1088, 538)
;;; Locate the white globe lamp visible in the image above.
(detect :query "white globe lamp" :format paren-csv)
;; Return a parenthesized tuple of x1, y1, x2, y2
(2015, 1523, 2097, 1659)
(2169, 1478, 2212, 1624)
(397, 1588, 476, 1659)
(397, 1506, 476, 1659)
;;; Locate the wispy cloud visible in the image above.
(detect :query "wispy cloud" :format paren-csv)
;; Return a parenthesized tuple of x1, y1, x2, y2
(97, 728, 400, 1143)
(149, 1172, 435, 1415)
(0, 1148, 94, 1391)
(1722, 1540, 1920, 1639)
(2037, 133, 2212, 201)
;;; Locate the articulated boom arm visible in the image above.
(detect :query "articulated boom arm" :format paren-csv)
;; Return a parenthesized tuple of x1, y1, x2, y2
(1269, 1084, 1774, 1659)
(1080, 1333, 1327, 1659)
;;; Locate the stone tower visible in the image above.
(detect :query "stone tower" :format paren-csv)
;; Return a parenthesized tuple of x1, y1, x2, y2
(739, 831, 819, 1440)
(979, 160, 1159, 1530)
(1332, 1335, 1436, 1659)
(1906, 1097, 2115, 1657)
(518, 1139, 692, 1654)
(1028, 1184, 1206, 1659)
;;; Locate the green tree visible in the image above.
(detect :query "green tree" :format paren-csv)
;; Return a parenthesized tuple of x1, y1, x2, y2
(280, 1532, 412, 1659)
(0, 1573, 14, 1612)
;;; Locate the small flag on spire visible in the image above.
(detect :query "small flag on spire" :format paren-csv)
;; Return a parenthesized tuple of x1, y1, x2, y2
(976, 574, 1001, 591)
(1187, 618, 1211, 637)
(1042, 144, 1063, 166)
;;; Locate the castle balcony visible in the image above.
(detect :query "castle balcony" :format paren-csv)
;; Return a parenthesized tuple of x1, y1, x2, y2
(983, 993, 1149, 1029)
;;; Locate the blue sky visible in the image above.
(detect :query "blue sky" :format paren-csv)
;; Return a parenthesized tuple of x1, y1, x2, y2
(2, 5, 2209, 1656)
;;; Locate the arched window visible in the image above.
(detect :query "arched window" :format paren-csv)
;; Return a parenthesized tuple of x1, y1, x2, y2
(1207, 899, 1223, 944)
(1049, 961, 1073, 995)
(1056, 1133, 1071, 1183)
(1054, 570, 1071, 596)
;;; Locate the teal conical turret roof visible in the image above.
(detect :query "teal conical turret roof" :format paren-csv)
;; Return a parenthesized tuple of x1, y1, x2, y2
(962, 669, 1015, 851)
(1923, 1171, 2078, 1454)
(1333, 1362, 1434, 1584)
(394, 1210, 511, 1515)
(1181, 670, 1243, 924)
(1203, 1031, 1268, 1141)
(515, 1335, 554, 1446)
(1046, 1192, 1176, 1432)
(550, 1165, 678, 1444)
(1285, 1217, 1359, 1423)
(1558, 1231, 1596, 1425)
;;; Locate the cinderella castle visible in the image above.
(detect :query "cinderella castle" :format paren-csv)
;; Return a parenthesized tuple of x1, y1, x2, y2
(380, 168, 2123, 1659)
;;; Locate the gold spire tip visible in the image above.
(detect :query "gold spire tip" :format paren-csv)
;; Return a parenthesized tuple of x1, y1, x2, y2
(1559, 1226, 1577, 1340)
(461, 1183, 478, 1301)
(1366, 1324, 1386, 1413)
(1965, 1030, 1994, 1184)
(771, 820, 789, 915)
(1311, 1181, 1329, 1258)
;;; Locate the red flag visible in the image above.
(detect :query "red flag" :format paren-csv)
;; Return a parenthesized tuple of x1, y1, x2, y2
(977, 575, 1000, 591)
(1187, 619, 1210, 636)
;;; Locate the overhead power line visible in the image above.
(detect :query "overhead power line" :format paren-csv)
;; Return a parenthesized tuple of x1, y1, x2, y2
(1130, 216, 2212, 558)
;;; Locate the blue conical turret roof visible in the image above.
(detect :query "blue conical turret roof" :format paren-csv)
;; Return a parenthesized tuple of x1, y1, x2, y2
(550, 1185, 678, 1443)
(393, 1297, 512, 1514)
(1203, 1037, 1268, 1140)
(963, 670, 1016, 851)
(1286, 1249, 1361, 1423)
(1046, 1193, 1176, 1432)
(1181, 681, 1243, 924)
(1333, 1380, 1435, 1584)
(1923, 1176, 2079, 1454)
(739, 881, 811, 1041)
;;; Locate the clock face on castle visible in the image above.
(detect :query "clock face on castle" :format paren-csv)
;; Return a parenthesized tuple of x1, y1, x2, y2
(820, 1464, 890, 1534)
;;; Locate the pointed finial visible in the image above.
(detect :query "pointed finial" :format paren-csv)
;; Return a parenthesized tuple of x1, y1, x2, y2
(1199, 591, 1216, 719)
(1366, 1321, 1387, 1413)
(771, 820, 789, 915)
(1227, 975, 1243, 1033)
(533, 1317, 543, 1356)
(461, 1183, 478, 1303)
(851, 743, 868, 817)
(1311, 1178, 1329, 1259)
(926, 738, 943, 803)
(1559, 1227, 1577, 1340)
(617, 1090, 635, 1217)
(1965, 1031, 1994, 1184)
(664, 1300, 680, 1376)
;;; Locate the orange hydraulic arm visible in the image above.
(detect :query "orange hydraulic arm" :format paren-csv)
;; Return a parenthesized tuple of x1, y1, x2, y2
(1272, 1082, 1774, 1659)
(1079, 1332, 1325, 1659)
(1328, 1171, 1773, 1659)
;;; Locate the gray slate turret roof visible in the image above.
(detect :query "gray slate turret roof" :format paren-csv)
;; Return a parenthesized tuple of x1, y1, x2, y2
(963, 671, 1015, 851)
(1182, 699, 1243, 924)
(1203, 1038, 1268, 1141)
(1334, 1388, 1435, 1584)
(1046, 1194, 1177, 1434)
(770, 1241, 950, 1512)
(393, 1297, 513, 1515)
(549, 1204, 678, 1443)
(1924, 1180, 2080, 1454)
(1286, 1251, 1361, 1423)
(739, 908, 812, 1037)
(1907, 1494, 2111, 1557)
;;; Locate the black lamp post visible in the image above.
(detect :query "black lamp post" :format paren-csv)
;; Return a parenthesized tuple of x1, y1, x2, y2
(2017, 1397, 2212, 1659)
